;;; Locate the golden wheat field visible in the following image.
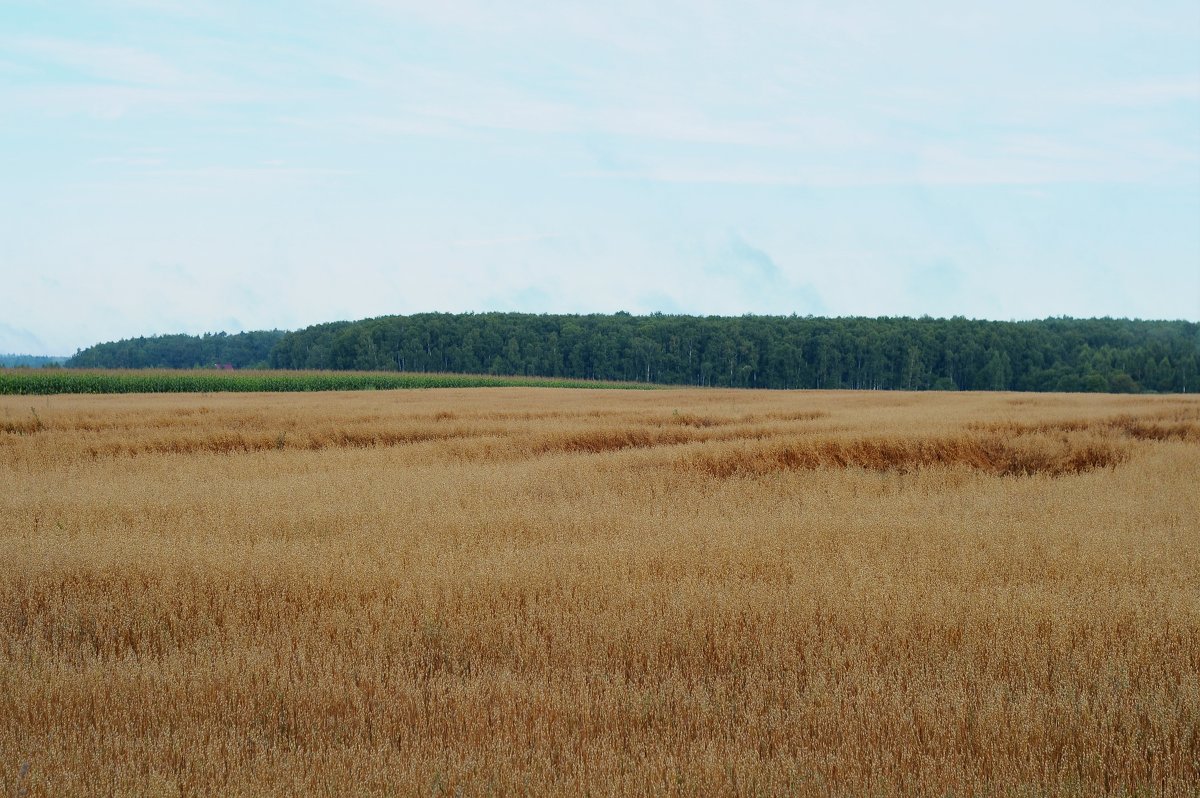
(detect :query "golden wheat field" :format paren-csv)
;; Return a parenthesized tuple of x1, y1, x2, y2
(1, 387, 1198, 797)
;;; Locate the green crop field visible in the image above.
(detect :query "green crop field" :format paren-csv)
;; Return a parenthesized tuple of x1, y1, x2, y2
(0, 369, 649, 395)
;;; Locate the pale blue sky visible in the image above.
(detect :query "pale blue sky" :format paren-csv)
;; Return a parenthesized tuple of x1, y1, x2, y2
(2, 0, 1198, 355)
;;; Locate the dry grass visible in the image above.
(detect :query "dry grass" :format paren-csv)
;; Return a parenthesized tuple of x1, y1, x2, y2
(1, 389, 1198, 797)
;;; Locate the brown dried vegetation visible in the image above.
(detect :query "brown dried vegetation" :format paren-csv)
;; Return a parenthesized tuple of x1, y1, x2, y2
(1, 389, 1198, 796)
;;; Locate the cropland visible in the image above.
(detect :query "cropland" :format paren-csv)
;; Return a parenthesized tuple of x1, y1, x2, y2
(1, 388, 1198, 797)
(0, 368, 642, 395)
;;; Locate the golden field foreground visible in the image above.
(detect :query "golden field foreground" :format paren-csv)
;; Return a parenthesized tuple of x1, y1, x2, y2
(1, 388, 1198, 797)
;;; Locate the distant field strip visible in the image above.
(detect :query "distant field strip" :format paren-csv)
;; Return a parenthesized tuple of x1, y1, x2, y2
(1, 389, 1197, 797)
(0, 399, 1137, 476)
(0, 369, 648, 395)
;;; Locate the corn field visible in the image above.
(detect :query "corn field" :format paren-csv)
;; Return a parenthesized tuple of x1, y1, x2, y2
(1, 388, 1197, 796)
(0, 369, 645, 395)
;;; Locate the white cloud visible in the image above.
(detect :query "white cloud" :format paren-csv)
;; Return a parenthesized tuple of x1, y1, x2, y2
(451, 233, 567, 248)
(3, 36, 186, 85)
(1078, 79, 1200, 107)
(1, 0, 1196, 349)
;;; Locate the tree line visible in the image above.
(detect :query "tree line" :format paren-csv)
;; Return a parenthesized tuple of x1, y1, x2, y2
(67, 331, 285, 370)
(268, 313, 1198, 393)
(0, 354, 67, 368)
(65, 314, 1199, 393)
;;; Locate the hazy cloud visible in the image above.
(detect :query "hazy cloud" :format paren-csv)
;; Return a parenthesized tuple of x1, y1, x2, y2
(1, 0, 1196, 354)
(0, 323, 47, 355)
(726, 234, 783, 284)
(792, 284, 828, 317)
(452, 233, 567, 249)
(907, 260, 966, 310)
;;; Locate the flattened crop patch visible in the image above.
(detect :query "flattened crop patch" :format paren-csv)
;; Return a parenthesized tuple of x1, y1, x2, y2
(677, 433, 1130, 479)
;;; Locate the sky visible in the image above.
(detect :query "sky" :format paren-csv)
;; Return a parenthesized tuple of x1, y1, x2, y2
(1, 1, 1198, 356)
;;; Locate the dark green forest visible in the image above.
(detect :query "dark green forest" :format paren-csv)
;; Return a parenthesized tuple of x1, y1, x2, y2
(64, 315, 1199, 393)
(67, 331, 285, 370)
(267, 314, 1198, 393)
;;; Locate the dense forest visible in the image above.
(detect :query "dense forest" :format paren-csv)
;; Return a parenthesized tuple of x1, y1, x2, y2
(67, 331, 285, 369)
(61, 315, 1198, 393)
(267, 314, 1199, 393)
